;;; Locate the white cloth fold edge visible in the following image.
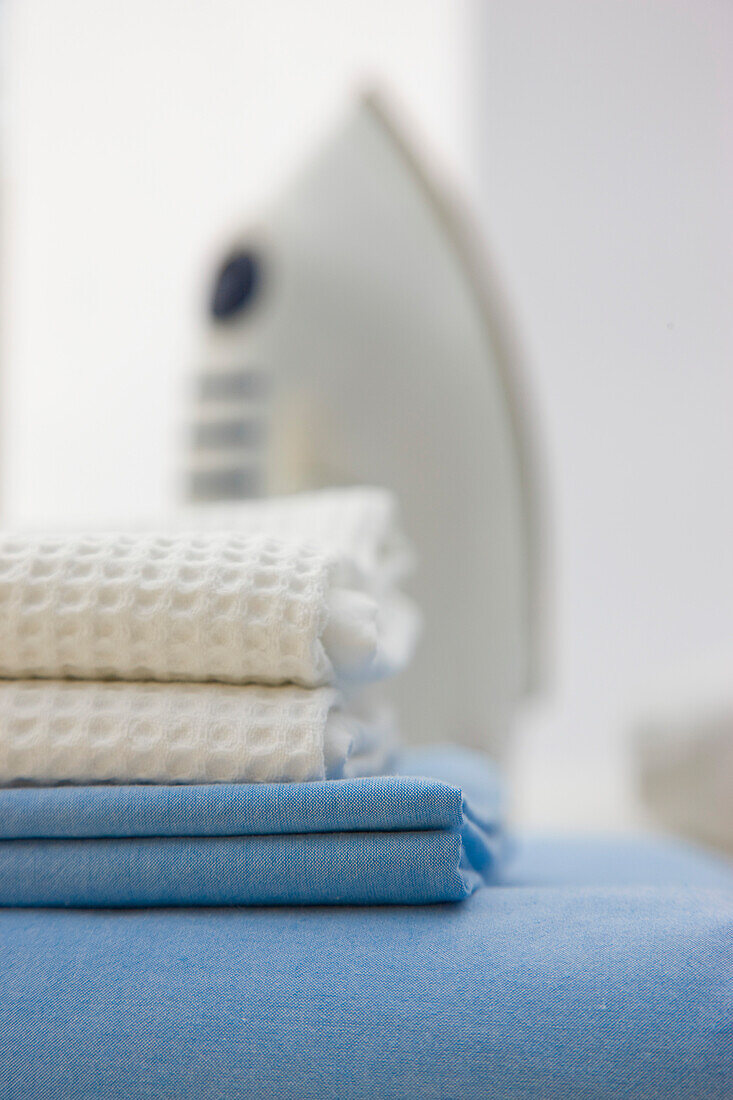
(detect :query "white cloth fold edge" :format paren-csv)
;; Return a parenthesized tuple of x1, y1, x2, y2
(0, 680, 396, 786)
(0, 530, 419, 688)
(176, 486, 415, 594)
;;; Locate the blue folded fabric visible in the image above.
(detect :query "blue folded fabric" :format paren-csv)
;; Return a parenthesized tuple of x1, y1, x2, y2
(0, 748, 502, 907)
(0, 834, 730, 1100)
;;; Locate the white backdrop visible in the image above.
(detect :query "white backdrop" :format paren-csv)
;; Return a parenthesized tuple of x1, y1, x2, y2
(3, 0, 732, 826)
(2, 0, 474, 526)
(470, 1, 733, 823)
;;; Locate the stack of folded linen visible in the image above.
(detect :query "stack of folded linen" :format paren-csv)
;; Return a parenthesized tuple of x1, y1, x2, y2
(0, 489, 502, 907)
(0, 748, 502, 906)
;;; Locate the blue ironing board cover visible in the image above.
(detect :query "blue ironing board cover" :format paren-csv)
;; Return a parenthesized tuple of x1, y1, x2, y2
(1, 829, 731, 1098)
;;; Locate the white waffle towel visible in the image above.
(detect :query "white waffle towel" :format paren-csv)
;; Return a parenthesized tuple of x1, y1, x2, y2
(178, 486, 413, 591)
(0, 488, 414, 784)
(0, 680, 395, 785)
(0, 529, 417, 688)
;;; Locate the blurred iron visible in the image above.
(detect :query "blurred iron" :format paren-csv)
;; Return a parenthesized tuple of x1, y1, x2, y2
(185, 91, 546, 758)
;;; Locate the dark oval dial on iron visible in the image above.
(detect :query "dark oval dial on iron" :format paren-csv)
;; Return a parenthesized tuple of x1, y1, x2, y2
(210, 251, 261, 320)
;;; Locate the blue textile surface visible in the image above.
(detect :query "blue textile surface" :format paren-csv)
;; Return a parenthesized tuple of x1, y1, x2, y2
(0, 831, 491, 907)
(0, 749, 502, 907)
(0, 834, 731, 1099)
(504, 830, 733, 888)
(0, 748, 500, 839)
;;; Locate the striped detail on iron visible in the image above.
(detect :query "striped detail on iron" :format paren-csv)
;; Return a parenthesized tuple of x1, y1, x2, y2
(188, 466, 262, 502)
(187, 366, 269, 501)
(196, 368, 269, 402)
(191, 418, 265, 450)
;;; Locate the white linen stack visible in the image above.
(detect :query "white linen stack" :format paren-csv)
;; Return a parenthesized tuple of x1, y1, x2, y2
(0, 489, 417, 785)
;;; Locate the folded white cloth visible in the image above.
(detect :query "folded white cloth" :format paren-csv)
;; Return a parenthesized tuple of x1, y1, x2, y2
(0, 529, 417, 688)
(0, 680, 395, 785)
(0, 490, 415, 785)
(178, 486, 414, 594)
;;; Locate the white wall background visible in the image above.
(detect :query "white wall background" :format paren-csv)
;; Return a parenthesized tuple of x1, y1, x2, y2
(470, 1, 733, 823)
(3, 0, 732, 826)
(2, 0, 474, 525)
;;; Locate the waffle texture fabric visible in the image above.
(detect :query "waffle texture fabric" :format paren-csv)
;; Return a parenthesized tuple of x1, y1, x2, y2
(180, 486, 413, 592)
(0, 529, 416, 687)
(1, 838, 731, 1100)
(0, 748, 502, 907)
(0, 680, 394, 785)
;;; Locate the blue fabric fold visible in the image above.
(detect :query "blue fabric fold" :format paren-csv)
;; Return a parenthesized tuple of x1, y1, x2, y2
(0, 748, 502, 907)
(1, 835, 731, 1100)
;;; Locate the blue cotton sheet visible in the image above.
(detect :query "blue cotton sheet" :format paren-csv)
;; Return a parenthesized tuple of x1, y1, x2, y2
(0, 748, 502, 907)
(0, 834, 731, 1100)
